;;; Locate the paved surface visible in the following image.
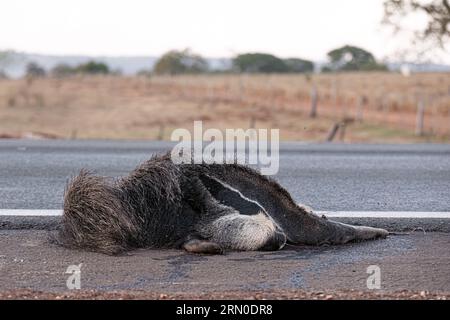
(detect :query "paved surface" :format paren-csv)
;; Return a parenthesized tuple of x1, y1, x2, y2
(0, 140, 449, 211)
(0, 230, 449, 294)
(2, 215, 450, 232)
(0, 140, 449, 297)
(2, 289, 449, 300)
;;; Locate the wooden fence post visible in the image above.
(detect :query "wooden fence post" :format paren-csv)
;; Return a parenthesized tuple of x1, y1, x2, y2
(356, 95, 366, 122)
(415, 98, 425, 136)
(309, 85, 318, 118)
(326, 123, 340, 142)
(238, 74, 245, 103)
(249, 116, 256, 140)
(333, 77, 338, 118)
(157, 124, 165, 141)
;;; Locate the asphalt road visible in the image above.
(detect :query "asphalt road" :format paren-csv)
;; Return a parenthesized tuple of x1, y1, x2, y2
(1, 230, 449, 294)
(0, 140, 449, 211)
(1, 140, 449, 297)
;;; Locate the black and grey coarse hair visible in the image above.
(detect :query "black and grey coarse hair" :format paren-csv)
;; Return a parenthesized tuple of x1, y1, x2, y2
(57, 153, 388, 255)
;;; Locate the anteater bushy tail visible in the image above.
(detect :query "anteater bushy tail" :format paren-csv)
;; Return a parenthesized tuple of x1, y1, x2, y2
(58, 170, 140, 255)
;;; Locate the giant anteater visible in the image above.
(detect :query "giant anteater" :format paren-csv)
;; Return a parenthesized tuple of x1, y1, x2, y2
(58, 153, 388, 255)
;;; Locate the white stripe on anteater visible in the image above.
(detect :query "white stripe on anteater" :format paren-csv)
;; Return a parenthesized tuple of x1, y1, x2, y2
(205, 174, 284, 232)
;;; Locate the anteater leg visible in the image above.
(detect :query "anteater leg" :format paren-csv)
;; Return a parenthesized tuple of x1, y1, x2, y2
(182, 238, 224, 255)
(200, 212, 287, 251)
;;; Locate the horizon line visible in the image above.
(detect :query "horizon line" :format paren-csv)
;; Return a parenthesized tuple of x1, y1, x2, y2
(3, 49, 450, 66)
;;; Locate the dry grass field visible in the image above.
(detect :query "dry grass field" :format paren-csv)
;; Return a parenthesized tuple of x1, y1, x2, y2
(0, 72, 449, 142)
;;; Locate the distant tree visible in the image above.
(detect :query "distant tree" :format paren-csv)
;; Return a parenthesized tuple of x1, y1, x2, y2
(320, 66, 333, 73)
(232, 53, 289, 73)
(325, 45, 387, 71)
(383, 0, 450, 48)
(136, 69, 152, 77)
(51, 63, 75, 77)
(26, 62, 46, 77)
(283, 58, 314, 73)
(0, 70, 8, 79)
(111, 68, 123, 76)
(0, 50, 17, 76)
(154, 49, 209, 75)
(75, 61, 110, 74)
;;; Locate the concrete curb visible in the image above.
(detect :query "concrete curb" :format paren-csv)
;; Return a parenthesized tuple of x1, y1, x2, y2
(330, 217, 450, 233)
(0, 216, 61, 230)
(319, 211, 450, 233)
(1, 210, 449, 232)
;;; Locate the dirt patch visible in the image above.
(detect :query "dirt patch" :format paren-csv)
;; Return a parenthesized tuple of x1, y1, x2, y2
(0, 289, 448, 300)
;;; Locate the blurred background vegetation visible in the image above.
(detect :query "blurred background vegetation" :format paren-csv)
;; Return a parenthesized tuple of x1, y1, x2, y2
(0, 0, 448, 142)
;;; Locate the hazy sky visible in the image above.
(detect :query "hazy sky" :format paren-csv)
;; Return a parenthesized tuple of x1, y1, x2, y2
(1, 0, 447, 62)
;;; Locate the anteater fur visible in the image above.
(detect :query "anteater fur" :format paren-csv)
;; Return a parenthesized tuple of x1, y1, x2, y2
(59, 153, 388, 255)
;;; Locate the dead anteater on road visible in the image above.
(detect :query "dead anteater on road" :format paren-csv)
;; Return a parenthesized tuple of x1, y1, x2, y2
(57, 153, 388, 255)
